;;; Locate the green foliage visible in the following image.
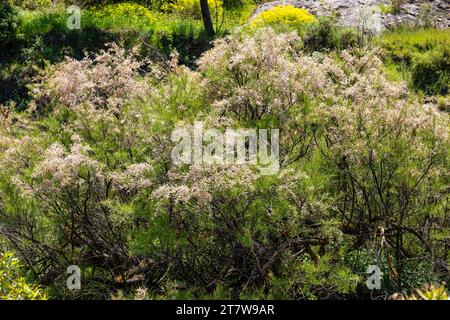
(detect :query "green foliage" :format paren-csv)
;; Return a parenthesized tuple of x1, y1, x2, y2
(161, 0, 223, 21)
(302, 16, 358, 52)
(17, 8, 69, 39)
(436, 96, 449, 112)
(0, 252, 47, 300)
(12, 0, 52, 10)
(0, 0, 449, 302)
(378, 28, 450, 95)
(1, 3, 212, 107)
(0, 1, 20, 50)
(418, 3, 434, 28)
(222, 0, 245, 9)
(390, 0, 406, 14)
(378, 4, 394, 15)
(90, 2, 158, 30)
(411, 49, 449, 96)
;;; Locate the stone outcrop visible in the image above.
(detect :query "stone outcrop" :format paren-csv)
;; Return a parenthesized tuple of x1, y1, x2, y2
(250, 0, 450, 31)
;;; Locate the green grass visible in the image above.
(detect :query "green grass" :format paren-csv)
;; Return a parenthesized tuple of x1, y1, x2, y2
(377, 28, 450, 96)
(378, 4, 394, 14)
(378, 28, 450, 62)
(219, 2, 256, 32)
(17, 8, 67, 37)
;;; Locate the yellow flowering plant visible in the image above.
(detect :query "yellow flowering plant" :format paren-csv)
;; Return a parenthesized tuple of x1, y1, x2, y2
(0, 252, 47, 300)
(251, 5, 317, 29)
(91, 3, 158, 30)
(389, 284, 449, 300)
(414, 285, 449, 300)
(96, 3, 155, 20)
(161, 0, 223, 24)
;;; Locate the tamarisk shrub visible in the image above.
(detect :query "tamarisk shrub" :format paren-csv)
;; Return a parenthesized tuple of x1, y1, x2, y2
(0, 27, 448, 299)
(0, 42, 210, 297)
(0, 45, 158, 297)
(30, 43, 148, 116)
(197, 28, 332, 165)
(194, 28, 450, 295)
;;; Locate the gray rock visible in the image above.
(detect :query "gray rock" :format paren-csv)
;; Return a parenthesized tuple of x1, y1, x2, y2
(250, 0, 450, 31)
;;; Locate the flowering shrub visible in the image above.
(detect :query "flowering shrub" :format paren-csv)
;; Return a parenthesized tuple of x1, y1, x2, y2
(30, 43, 148, 115)
(0, 45, 158, 298)
(198, 28, 450, 295)
(0, 252, 47, 300)
(251, 5, 316, 29)
(198, 28, 322, 122)
(0, 28, 449, 299)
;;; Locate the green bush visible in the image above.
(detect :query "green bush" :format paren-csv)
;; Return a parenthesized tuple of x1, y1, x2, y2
(12, 0, 52, 10)
(1, 3, 449, 301)
(161, 0, 223, 21)
(247, 15, 358, 52)
(17, 8, 68, 39)
(2, 29, 448, 299)
(390, 0, 406, 14)
(378, 28, 450, 95)
(302, 16, 358, 52)
(17, 4, 211, 66)
(411, 48, 449, 96)
(0, 1, 20, 50)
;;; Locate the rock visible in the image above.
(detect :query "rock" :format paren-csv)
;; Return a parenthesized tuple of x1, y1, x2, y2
(250, 0, 450, 31)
